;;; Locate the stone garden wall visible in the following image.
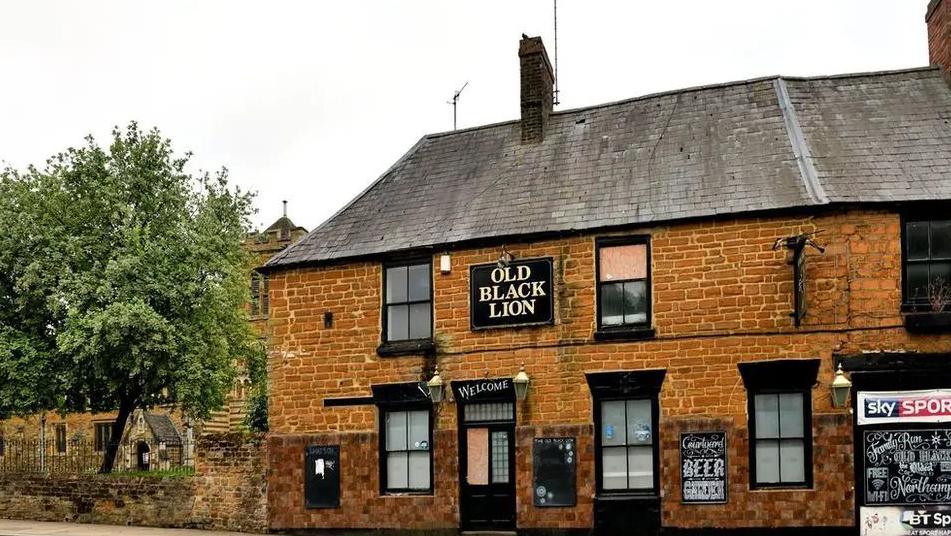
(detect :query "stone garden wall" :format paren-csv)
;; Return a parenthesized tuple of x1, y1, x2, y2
(0, 433, 267, 533)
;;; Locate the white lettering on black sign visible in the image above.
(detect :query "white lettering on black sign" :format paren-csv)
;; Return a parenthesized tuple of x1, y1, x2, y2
(680, 432, 727, 504)
(470, 259, 554, 329)
(864, 429, 951, 506)
(456, 379, 511, 401)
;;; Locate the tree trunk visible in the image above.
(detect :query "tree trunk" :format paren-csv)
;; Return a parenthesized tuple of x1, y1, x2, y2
(99, 395, 136, 473)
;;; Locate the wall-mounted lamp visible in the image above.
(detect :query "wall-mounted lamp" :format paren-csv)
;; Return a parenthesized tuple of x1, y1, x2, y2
(440, 254, 452, 274)
(831, 363, 852, 409)
(513, 363, 530, 401)
(497, 246, 514, 269)
(427, 365, 445, 404)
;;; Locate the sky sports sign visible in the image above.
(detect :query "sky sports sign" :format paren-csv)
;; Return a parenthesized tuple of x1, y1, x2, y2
(858, 390, 951, 425)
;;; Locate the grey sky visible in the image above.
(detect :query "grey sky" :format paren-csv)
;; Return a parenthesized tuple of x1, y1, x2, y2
(0, 1, 931, 231)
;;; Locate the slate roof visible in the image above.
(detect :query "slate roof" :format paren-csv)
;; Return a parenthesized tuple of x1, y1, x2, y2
(266, 67, 951, 269)
(143, 413, 182, 445)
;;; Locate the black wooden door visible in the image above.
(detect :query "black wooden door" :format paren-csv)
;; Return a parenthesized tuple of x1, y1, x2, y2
(460, 422, 516, 530)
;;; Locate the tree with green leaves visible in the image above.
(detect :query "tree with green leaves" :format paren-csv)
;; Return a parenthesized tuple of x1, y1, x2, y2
(0, 123, 257, 472)
(244, 342, 269, 433)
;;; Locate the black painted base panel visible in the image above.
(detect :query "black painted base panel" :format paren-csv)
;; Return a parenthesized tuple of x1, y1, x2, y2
(276, 526, 854, 536)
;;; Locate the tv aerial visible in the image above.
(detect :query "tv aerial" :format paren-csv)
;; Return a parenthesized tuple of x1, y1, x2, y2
(448, 81, 469, 130)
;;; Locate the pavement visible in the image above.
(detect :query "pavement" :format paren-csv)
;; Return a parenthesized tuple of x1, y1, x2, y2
(0, 520, 257, 536)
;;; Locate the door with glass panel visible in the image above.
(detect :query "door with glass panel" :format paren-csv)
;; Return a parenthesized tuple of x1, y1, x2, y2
(459, 402, 516, 530)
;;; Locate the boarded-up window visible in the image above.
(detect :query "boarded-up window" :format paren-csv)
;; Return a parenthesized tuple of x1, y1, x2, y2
(466, 428, 489, 485)
(597, 240, 650, 328)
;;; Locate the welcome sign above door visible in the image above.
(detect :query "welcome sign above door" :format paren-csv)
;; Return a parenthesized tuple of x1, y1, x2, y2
(470, 258, 554, 330)
(452, 378, 515, 403)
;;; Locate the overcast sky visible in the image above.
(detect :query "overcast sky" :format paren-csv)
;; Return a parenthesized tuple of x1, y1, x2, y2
(0, 1, 932, 231)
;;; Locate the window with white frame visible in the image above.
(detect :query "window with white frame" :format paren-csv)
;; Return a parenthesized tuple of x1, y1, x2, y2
(597, 398, 657, 492)
(738, 359, 817, 490)
(750, 391, 809, 487)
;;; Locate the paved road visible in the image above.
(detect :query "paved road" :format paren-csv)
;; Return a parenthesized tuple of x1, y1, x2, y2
(0, 520, 256, 536)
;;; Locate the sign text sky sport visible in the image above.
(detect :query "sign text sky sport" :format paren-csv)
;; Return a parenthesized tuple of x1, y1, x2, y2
(858, 390, 951, 425)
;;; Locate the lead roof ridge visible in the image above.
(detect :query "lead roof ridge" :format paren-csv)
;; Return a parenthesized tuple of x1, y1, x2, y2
(773, 78, 829, 205)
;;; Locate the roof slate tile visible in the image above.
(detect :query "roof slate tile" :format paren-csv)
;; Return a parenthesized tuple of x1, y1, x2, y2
(267, 68, 951, 268)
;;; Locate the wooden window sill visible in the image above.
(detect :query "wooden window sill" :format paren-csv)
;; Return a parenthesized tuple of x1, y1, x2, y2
(377, 339, 436, 357)
(593, 328, 656, 342)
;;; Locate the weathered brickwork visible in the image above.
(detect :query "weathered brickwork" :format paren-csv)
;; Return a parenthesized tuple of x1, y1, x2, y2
(930, 0, 950, 75)
(265, 207, 951, 531)
(269, 430, 459, 531)
(0, 433, 267, 533)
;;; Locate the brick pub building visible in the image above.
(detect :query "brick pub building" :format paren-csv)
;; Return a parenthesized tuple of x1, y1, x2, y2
(261, 3, 951, 534)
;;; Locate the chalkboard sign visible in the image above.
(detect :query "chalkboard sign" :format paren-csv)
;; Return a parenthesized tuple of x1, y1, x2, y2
(680, 432, 727, 504)
(863, 429, 951, 505)
(470, 258, 554, 330)
(532, 437, 576, 507)
(305, 445, 340, 509)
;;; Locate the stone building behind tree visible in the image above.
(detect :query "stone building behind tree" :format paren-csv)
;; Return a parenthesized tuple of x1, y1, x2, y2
(0, 205, 307, 468)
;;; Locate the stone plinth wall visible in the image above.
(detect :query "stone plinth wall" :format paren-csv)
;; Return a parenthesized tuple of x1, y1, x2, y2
(0, 433, 267, 533)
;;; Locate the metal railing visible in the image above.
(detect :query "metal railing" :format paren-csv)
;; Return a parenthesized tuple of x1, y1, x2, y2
(0, 437, 194, 474)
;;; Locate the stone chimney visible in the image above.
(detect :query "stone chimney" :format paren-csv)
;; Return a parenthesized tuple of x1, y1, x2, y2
(519, 35, 555, 144)
(928, 0, 950, 75)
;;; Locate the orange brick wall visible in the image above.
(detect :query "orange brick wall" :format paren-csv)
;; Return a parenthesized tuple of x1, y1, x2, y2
(265, 207, 951, 530)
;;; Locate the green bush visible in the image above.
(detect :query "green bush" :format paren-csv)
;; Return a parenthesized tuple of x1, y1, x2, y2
(245, 390, 268, 432)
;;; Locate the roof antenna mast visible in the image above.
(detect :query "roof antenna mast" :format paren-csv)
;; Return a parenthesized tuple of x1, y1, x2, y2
(448, 81, 469, 130)
(553, 0, 560, 105)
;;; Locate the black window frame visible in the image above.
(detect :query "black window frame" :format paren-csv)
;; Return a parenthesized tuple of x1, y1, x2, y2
(901, 213, 951, 311)
(747, 388, 813, 489)
(738, 359, 818, 491)
(594, 236, 654, 340)
(54, 423, 67, 454)
(587, 369, 666, 498)
(94, 422, 113, 453)
(378, 404, 434, 495)
(381, 259, 433, 344)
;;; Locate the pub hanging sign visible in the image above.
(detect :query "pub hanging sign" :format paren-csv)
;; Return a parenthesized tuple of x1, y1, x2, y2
(470, 258, 554, 330)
